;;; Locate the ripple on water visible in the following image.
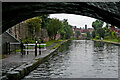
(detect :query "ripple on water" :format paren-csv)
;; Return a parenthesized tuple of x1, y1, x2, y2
(24, 40, 118, 78)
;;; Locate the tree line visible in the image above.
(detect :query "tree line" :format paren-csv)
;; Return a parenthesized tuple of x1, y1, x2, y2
(92, 19, 120, 41)
(25, 15, 73, 42)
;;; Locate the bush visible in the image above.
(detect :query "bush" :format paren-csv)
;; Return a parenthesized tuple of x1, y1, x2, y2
(117, 35, 120, 42)
(95, 36, 100, 39)
(104, 36, 111, 39)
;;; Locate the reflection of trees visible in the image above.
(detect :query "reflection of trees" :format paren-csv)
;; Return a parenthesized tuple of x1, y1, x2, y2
(92, 41, 118, 77)
(93, 41, 104, 52)
(59, 40, 71, 52)
(92, 41, 105, 74)
(74, 41, 78, 47)
(85, 40, 87, 52)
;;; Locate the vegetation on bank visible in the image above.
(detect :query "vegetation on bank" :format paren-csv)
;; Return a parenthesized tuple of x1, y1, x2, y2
(21, 39, 64, 50)
(91, 19, 120, 43)
(24, 15, 73, 42)
(93, 38, 120, 43)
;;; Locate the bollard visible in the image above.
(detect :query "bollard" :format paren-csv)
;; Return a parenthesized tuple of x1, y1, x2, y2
(39, 42, 41, 55)
(23, 45, 26, 55)
(27, 42, 29, 55)
(20, 42, 23, 55)
(35, 41, 37, 56)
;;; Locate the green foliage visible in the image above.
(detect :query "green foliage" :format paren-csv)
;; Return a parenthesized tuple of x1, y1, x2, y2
(112, 31, 117, 39)
(47, 18, 62, 40)
(39, 14, 49, 29)
(22, 39, 36, 43)
(37, 45, 46, 48)
(15, 49, 21, 52)
(97, 28, 105, 38)
(117, 35, 120, 42)
(95, 36, 100, 39)
(45, 40, 55, 47)
(92, 19, 105, 39)
(104, 39, 119, 42)
(58, 19, 73, 39)
(38, 15, 49, 42)
(45, 40, 63, 47)
(26, 17, 42, 40)
(104, 36, 111, 39)
(50, 43, 60, 50)
(104, 26, 111, 37)
(92, 20, 104, 30)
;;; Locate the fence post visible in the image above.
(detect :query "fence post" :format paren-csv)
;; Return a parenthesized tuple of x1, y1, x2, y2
(35, 41, 37, 56)
(39, 42, 41, 55)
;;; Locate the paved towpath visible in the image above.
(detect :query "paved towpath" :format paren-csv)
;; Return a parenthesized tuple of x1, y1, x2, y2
(1, 42, 56, 76)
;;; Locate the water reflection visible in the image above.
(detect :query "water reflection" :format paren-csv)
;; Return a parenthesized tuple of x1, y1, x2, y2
(25, 40, 118, 78)
(92, 41, 118, 78)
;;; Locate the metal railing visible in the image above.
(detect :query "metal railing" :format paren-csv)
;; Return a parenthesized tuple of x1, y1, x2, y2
(5, 41, 46, 56)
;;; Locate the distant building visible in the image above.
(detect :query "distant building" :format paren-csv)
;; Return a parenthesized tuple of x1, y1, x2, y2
(109, 26, 120, 35)
(73, 25, 93, 38)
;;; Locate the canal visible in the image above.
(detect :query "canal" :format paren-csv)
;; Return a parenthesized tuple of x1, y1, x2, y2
(24, 40, 119, 79)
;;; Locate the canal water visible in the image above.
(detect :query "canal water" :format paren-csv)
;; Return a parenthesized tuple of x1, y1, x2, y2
(24, 40, 119, 79)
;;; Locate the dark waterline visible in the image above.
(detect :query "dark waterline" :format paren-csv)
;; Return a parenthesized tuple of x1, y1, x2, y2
(24, 40, 118, 78)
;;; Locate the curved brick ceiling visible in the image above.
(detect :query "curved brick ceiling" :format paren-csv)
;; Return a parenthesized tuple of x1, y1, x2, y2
(2, 2, 120, 33)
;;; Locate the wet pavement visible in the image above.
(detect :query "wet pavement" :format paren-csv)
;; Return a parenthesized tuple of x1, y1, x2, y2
(1, 42, 57, 76)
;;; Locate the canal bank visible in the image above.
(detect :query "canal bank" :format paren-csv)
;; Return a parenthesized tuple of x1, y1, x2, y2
(92, 40, 120, 46)
(2, 40, 70, 80)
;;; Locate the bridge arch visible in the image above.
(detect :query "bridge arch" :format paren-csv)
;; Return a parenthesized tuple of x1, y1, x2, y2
(2, 2, 120, 33)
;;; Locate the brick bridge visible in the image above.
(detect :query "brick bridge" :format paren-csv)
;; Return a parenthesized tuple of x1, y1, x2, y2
(2, 2, 120, 34)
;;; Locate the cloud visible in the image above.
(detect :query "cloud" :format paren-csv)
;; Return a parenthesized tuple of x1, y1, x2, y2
(49, 13, 97, 28)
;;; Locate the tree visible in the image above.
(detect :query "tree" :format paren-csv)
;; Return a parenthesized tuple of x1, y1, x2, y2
(39, 15, 49, 42)
(112, 31, 117, 39)
(92, 19, 104, 39)
(26, 17, 42, 40)
(58, 19, 73, 39)
(92, 20, 104, 30)
(39, 14, 49, 29)
(76, 30, 80, 38)
(104, 24, 112, 39)
(47, 18, 62, 40)
(97, 28, 105, 38)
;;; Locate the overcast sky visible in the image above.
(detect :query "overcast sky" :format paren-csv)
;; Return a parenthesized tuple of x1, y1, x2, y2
(49, 13, 97, 28)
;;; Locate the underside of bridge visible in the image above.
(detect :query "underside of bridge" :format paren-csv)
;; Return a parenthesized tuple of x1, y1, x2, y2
(2, 2, 120, 34)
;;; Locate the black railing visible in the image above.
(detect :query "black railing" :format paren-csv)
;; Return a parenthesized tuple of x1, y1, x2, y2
(5, 41, 46, 56)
